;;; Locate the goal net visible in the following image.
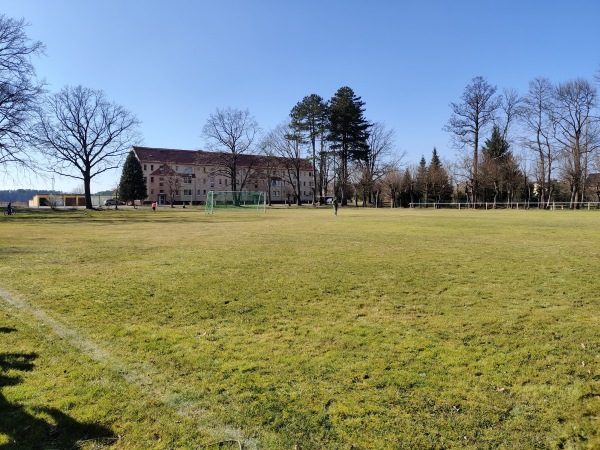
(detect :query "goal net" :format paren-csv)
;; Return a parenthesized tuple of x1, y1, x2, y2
(205, 191, 266, 214)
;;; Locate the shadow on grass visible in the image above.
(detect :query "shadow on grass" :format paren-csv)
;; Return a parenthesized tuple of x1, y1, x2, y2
(0, 328, 117, 449)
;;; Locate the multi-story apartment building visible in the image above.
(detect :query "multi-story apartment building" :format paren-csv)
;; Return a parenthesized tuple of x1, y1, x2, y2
(132, 146, 315, 205)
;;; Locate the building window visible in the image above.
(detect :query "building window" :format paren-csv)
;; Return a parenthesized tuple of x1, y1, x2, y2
(210, 177, 215, 188)
(150, 177, 154, 183)
(151, 189, 154, 195)
(143, 177, 147, 184)
(183, 189, 192, 196)
(159, 189, 164, 194)
(151, 164, 154, 170)
(219, 179, 222, 185)
(144, 164, 147, 171)
(203, 190, 206, 195)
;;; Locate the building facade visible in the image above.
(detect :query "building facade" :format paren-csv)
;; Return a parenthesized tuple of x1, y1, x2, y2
(132, 146, 315, 205)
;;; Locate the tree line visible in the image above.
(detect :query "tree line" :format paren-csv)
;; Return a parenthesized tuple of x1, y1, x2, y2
(202, 89, 450, 208)
(0, 14, 140, 209)
(444, 75, 600, 208)
(266, 72, 600, 209)
(2, 13, 599, 210)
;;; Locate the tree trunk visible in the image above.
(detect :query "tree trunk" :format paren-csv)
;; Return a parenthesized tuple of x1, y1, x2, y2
(294, 167, 301, 206)
(493, 181, 498, 209)
(84, 170, 93, 209)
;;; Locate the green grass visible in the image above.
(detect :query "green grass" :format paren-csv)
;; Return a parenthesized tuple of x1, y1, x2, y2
(1, 206, 600, 449)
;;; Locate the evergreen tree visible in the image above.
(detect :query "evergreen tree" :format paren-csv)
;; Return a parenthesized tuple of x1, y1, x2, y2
(400, 167, 414, 207)
(415, 156, 428, 203)
(481, 125, 517, 205)
(428, 147, 453, 203)
(327, 86, 371, 205)
(483, 125, 509, 160)
(430, 147, 441, 169)
(118, 151, 147, 207)
(290, 94, 328, 204)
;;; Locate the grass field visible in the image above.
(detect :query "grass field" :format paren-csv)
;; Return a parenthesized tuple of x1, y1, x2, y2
(1, 206, 600, 449)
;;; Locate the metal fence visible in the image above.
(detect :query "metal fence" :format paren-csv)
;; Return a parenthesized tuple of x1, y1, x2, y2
(408, 202, 600, 210)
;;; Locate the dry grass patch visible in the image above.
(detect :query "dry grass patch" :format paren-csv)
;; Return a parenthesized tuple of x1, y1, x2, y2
(1, 207, 600, 448)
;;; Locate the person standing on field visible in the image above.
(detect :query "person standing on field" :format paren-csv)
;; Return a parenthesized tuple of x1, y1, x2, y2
(333, 198, 338, 216)
(151, 202, 156, 211)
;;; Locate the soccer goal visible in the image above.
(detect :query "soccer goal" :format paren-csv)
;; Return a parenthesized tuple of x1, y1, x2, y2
(205, 191, 266, 214)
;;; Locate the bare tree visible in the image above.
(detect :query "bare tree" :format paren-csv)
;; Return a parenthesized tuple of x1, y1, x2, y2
(0, 15, 45, 175)
(365, 122, 403, 204)
(347, 162, 367, 206)
(553, 78, 599, 207)
(257, 137, 279, 206)
(521, 77, 557, 207)
(112, 182, 120, 210)
(443, 158, 464, 204)
(201, 107, 260, 195)
(382, 167, 403, 207)
(443, 76, 500, 204)
(35, 85, 140, 209)
(400, 165, 418, 206)
(496, 87, 523, 142)
(265, 121, 305, 205)
(160, 164, 181, 207)
(321, 142, 336, 201)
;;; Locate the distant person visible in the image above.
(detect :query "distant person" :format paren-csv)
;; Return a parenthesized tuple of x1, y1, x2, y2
(333, 198, 338, 216)
(151, 202, 156, 212)
(6, 201, 12, 215)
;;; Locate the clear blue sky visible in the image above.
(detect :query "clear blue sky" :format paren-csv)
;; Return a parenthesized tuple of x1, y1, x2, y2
(2, 0, 599, 192)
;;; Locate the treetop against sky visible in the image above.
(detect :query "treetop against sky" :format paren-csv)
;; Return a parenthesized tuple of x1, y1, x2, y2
(1, 1, 599, 192)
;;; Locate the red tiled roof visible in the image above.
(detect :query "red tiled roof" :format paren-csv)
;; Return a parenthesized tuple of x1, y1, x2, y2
(132, 146, 312, 170)
(132, 147, 201, 165)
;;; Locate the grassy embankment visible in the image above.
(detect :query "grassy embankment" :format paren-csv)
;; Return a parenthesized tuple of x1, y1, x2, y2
(1, 206, 599, 449)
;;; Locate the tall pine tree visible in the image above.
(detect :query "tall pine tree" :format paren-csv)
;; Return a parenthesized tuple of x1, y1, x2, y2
(428, 147, 452, 203)
(481, 125, 511, 204)
(290, 94, 329, 204)
(415, 156, 428, 204)
(327, 87, 371, 205)
(118, 151, 147, 208)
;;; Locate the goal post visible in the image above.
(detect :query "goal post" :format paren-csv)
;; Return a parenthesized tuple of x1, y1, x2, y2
(205, 191, 266, 214)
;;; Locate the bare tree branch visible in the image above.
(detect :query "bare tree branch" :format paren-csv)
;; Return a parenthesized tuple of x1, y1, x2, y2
(0, 14, 45, 174)
(34, 85, 140, 208)
(201, 107, 260, 193)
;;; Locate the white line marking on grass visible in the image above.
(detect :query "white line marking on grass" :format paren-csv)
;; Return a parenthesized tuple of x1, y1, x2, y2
(0, 288, 256, 448)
